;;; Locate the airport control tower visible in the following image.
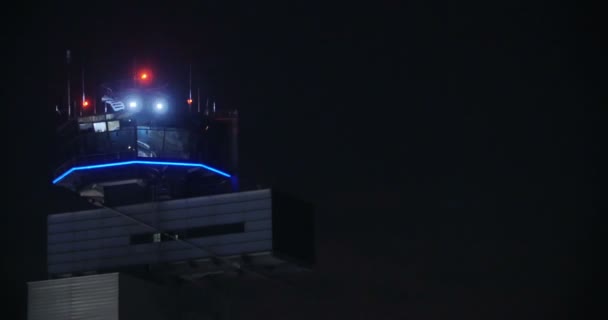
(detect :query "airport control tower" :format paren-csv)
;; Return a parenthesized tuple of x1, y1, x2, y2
(28, 57, 314, 319)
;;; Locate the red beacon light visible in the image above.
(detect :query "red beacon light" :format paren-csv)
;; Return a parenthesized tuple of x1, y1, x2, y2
(187, 98, 193, 105)
(83, 100, 89, 107)
(137, 70, 152, 84)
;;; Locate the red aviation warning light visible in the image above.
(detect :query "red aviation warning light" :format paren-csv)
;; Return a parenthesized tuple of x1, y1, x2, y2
(187, 98, 193, 105)
(83, 100, 89, 107)
(137, 70, 152, 84)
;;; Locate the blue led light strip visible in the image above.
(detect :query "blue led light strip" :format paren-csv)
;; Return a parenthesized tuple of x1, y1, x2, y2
(52, 160, 231, 184)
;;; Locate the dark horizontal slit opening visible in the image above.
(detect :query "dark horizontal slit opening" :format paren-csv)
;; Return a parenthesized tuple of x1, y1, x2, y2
(130, 222, 245, 245)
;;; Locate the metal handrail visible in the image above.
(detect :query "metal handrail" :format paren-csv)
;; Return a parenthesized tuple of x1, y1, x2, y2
(53, 126, 198, 179)
(54, 151, 138, 178)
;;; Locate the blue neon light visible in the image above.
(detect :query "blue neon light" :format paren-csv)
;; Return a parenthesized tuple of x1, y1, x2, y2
(52, 160, 231, 184)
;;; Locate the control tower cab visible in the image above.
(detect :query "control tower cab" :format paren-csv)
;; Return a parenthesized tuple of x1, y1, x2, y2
(29, 60, 314, 320)
(53, 67, 239, 206)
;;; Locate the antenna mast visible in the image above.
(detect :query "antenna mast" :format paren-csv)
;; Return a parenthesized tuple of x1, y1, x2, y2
(189, 64, 192, 101)
(81, 66, 85, 116)
(66, 50, 71, 118)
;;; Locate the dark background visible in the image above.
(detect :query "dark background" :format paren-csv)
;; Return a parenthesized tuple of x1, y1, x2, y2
(2, 1, 601, 319)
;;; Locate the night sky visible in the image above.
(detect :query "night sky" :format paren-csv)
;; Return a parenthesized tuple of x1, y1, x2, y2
(3, 1, 600, 319)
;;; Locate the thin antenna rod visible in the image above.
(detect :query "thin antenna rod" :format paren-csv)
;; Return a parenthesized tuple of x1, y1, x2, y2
(82, 67, 85, 104)
(197, 87, 201, 113)
(66, 50, 71, 118)
(133, 58, 137, 87)
(189, 64, 192, 100)
(81, 66, 85, 116)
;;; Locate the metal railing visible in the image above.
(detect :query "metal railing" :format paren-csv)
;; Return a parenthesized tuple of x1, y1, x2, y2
(54, 126, 195, 180)
(54, 151, 138, 179)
